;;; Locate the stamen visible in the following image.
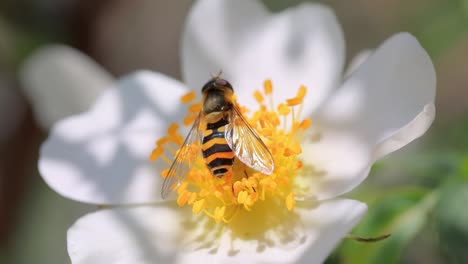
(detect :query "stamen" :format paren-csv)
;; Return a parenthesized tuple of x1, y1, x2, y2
(254, 90, 264, 104)
(263, 80, 273, 95)
(277, 104, 290, 115)
(184, 115, 198, 126)
(263, 79, 275, 110)
(284, 144, 301, 157)
(180, 91, 196, 103)
(300, 119, 312, 129)
(192, 199, 206, 214)
(188, 103, 202, 113)
(149, 147, 163, 161)
(237, 191, 248, 204)
(177, 190, 191, 206)
(286, 97, 303, 106)
(297, 85, 307, 99)
(167, 124, 180, 140)
(214, 206, 226, 223)
(286, 193, 295, 211)
(156, 137, 169, 147)
(296, 85, 307, 119)
(233, 181, 243, 195)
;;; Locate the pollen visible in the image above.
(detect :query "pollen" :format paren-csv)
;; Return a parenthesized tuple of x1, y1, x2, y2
(151, 80, 312, 224)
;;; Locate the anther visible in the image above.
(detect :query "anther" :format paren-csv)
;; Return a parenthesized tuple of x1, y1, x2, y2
(192, 199, 206, 214)
(150, 147, 164, 161)
(286, 193, 295, 211)
(254, 90, 264, 103)
(167, 123, 179, 136)
(296, 85, 307, 99)
(263, 79, 273, 95)
(180, 91, 196, 103)
(286, 97, 302, 106)
(278, 104, 290, 115)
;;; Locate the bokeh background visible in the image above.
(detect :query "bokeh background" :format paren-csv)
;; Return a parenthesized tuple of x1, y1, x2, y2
(1, 0, 467, 263)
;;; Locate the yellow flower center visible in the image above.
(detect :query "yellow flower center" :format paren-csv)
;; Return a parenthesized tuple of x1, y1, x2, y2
(150, 80, 311, 225)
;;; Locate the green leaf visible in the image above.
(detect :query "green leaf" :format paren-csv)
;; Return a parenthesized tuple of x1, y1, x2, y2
(336, 188, 436, 264)
(435, 182, 468, 263)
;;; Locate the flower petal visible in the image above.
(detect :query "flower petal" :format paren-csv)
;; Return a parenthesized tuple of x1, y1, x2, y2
(344, 49, 372, 78)
(295, 199, 367, 263)
(301, 129, 372, 200)
(67, 199, 366, 264)
(373, 103, 435, 159)
(182, 1, 345, 115)
(67, 205, 186, 264)
(181, 0, 268, 88)
(308, 33, 435, 199)
(19, 45, 114, 130)
(320, 33, 436, 153)
(180, 199, 366, 264)
(39, 71, 189, 205)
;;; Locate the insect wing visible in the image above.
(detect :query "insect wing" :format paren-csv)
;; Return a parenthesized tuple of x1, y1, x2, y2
(225, 106, 274, 174)
(161, 114, 202, 199)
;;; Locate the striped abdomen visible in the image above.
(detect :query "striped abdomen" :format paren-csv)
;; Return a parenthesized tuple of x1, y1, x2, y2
(201, 116, 234, 178)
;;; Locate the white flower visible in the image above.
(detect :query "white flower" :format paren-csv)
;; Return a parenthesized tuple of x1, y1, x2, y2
(20, 45, 114, 130)
(37, 1, 436, 263)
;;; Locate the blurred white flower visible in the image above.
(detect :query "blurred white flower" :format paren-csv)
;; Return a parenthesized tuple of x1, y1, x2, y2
(38, 0, 436, 263)
(19, 45, 114, 130)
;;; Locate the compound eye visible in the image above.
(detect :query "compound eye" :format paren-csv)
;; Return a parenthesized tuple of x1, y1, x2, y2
(201, 79, 215, 93)
(214, 78, 227, 87)
(214, 78, 233, 91)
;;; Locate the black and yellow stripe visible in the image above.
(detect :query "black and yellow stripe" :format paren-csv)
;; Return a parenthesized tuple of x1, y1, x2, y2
(202, 116, 234, 178)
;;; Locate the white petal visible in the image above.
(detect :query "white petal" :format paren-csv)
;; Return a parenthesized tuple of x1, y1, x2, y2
(303, 107, 432, 199)
(308, 33, 436, 199)
(19, 45, 114, 130)
(67, 199, 366, 264)
(318, 33, 436, 155)
(182, 1, 344, 115)
(373, 103, 435, 159)
(182, 0, 268, 89)
(301, 129, 371, 200)
(296, 199, 367, 263)
(39, 71, 189, 205)
(67, 206, 186, 264)
(344, 49, 372, 78)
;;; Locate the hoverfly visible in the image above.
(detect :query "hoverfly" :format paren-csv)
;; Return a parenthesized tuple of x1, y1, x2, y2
(161, 77, 275, 199)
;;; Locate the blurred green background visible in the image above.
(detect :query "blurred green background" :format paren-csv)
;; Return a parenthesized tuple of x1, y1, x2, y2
(1, 0, 468, 263)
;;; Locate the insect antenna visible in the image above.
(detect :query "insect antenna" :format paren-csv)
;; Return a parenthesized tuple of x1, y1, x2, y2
(210, 69, 224, 79)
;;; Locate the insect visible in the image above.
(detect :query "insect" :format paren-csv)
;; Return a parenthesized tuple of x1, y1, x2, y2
(161, 77, 275, 199)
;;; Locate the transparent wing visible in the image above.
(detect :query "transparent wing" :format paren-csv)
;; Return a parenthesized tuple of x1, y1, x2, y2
(225, 105, 274, 175)
(161, 114, 202, 199)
